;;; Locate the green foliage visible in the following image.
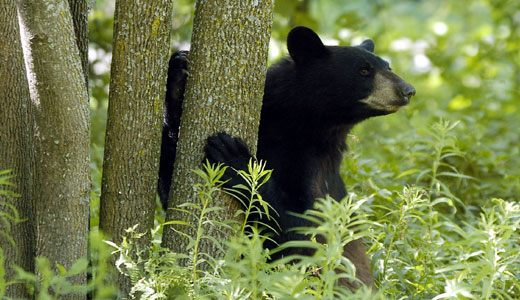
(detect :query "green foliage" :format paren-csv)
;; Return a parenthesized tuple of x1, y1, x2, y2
(102, 125, 520, 299)
(227, 159, 275, 239)
(369, 188, 520, 299)
(0, 170, 24, 298)
(108, 161, 380, 299)
(0, 248, 7, 299)
(15, 257, 89, 299)
(106, 225, 188, 299)
(344, 117, 520, 298)
(165, 161, 231, 283)
(274, 195, 377, 299)
(0, 170, 23, 249)
(0, 169, 20, 198)
(435, 198, 520, 299)
(1, 231, 117, 299)
(87, 230, 119, 299)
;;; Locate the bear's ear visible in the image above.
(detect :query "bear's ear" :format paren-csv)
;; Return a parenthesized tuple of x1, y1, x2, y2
(357, 39, 375, 53)
(287, 26, 328, 65)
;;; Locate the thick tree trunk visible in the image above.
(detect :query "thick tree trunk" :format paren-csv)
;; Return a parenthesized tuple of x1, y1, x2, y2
(0, 1, 34, 298)
(17, 1, 90, 298)
(162, 0, 274, 258)
(99, 0, 172, 297)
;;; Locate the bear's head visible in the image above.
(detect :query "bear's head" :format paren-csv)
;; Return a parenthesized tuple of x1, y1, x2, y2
(286, 26, 415, 125)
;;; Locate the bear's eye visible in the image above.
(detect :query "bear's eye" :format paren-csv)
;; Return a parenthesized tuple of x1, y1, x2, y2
(359, 68, 371, 76)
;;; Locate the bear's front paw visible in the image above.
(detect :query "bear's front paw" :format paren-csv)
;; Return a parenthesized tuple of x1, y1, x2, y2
(204, 132, 252, 172)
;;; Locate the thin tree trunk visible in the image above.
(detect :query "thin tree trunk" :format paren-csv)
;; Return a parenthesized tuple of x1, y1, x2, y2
(162, 0, 274, 258)
(0, 1, 34, 298)
(99, 0, 172, 297)
(17, 1, 90, 298)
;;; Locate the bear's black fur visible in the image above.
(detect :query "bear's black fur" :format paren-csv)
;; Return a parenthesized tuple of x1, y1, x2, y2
(158, 26, 415, 289)
(158, 51, 189, 204)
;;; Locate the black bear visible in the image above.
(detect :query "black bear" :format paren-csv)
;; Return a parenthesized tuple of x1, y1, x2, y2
(158, 50, 189, 204)
(158, 26, 415, 289)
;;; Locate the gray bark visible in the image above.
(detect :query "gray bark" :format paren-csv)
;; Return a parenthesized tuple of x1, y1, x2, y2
(162, 0, 274, 259)
(0, 1, 34, 298)
(17, 0, 90, 298)
(99, 0, 172, 297)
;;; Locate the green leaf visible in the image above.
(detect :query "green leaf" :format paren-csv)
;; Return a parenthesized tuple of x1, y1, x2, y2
(67, 258, 88, 276)
(396, 168, 422, 179)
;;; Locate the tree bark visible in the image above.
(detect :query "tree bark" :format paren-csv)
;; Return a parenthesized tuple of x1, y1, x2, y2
(162, 0, 274, 258)
(0, 1, 34, 298)
(67, 0, 89, 89)
(99, 0, 172, 297)
(17, 0, 90, 298)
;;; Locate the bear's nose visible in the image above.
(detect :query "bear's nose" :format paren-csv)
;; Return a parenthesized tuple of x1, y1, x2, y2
(402, 84, 416, 98)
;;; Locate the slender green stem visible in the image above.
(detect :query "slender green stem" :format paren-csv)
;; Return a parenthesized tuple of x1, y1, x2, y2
(239, 191, 255, 239)
(191, 194, 209, 286)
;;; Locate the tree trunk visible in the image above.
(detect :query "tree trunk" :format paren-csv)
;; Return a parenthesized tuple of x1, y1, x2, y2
(17, 1, 90, 298)
(0, 1, 34, 298)
(99, 0, 172, 297)
(162, 0, 274, 258)
(67, 0, 89, 89)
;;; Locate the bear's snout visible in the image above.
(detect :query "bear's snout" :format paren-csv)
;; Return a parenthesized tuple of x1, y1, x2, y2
(399, 82, 416, 101)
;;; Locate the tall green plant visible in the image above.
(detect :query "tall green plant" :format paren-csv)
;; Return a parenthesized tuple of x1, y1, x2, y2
(0, 170, 22, 248)
(108, 161, 380, 299)
(0, 170, 24, 298)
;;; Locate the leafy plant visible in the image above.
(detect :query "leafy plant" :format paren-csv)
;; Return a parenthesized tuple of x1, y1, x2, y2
(107, 161, 386, 299)
(434, 198, 520, 299)
(227, 159, 274, 241)
(0, 170, 23, 249)
(3, 230, 117, 299)
(106, 225, 188, 299)
(15, 257, 89, 300)
(0, 170, 24, 298)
